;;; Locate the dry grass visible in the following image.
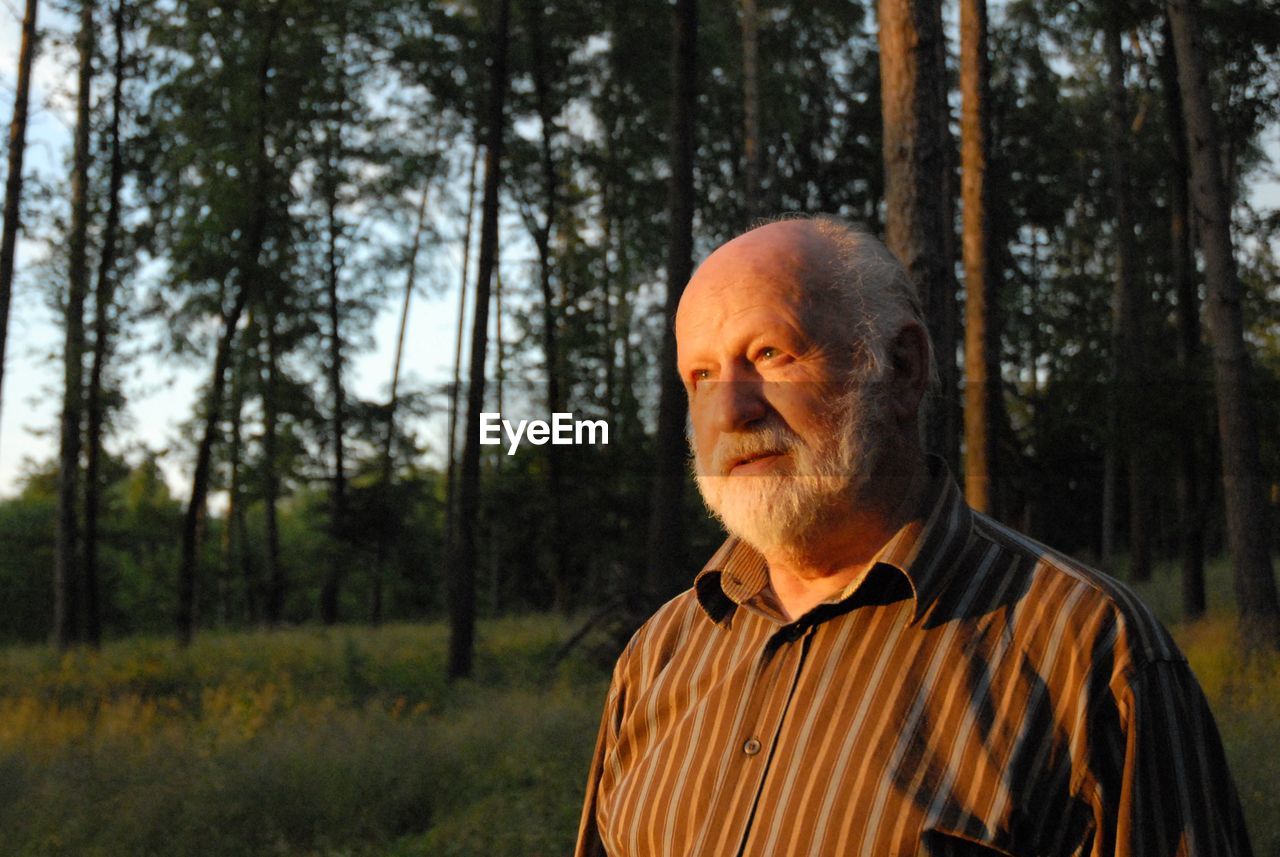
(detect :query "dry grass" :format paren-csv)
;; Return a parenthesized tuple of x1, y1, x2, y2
(0, 617, 606, 857)
(0, 560, 1276, 856)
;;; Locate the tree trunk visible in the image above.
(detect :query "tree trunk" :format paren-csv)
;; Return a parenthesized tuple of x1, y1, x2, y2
(371, 182, 430, 625)
(645, 0, 697, 603)
(1022, 228, 1044, 535)
(1104, 9, 1150, 582)
(224, 351, 254, 623)
(1126, 448, 1153, 581)
(490, 264, 505, 610)
(54, 0, 95, 650)
(0, 0, 39, 444)
(179, 288, 247, 644)
(1100, 427, 1117, 565)
(933, 0, 960, 475)
(177, 9, 279, 646)
(741, 0, 760, 222)
(442, 143, 479, 566)
(260, 308, 283, 624)
(878, 0, 952, 460)
(960, 0, 995, 515)
(601, 178, 617, 422)
(448, 0, 511, 680)
(218, 360, 237, 625)
(319, 125, 347, 626)
(494, 268, 505, 438)
(83, 0, 126, 649)
(1159, 18, 1205, 620)
(1167, 0, 1280, 650)
(526, 0, 570, 613)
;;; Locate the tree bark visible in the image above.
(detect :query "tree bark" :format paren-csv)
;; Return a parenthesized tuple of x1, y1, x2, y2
(933, 0, 960, 474)
(960, 0, 995, 515)
(83, 0, 127, 648)
(1103, 9, 1150, 582)
(1159, 18, 1205, 620)
(433, 144, 478, 625)
(646, 0, 697, 603)
(878, 0, 952, 460)
(54, 0, 95, 650)
(0, 0, 39, 444)
(177, 8, 279, 646)
(526, 0, 571, 613)
(490, 264, 505, 608)
(601, 173, 615, 418)
(448, 0, 511, 680)
(494, 268, 505, 439)
(371, 182, 430, 625)
(443, 143, 479, 545)
(1167, 0, 1280, 649)
(319, 122, 347, 626)
(223, 350, 254, 623)
(741, 0, 760, 222)
(259, 308, 283, 624)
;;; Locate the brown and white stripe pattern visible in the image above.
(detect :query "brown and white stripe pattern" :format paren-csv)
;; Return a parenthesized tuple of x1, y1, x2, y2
(574, 462, 1252, 856)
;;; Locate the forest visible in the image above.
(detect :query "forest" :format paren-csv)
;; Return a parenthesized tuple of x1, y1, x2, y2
(0, 0, 1278, 853)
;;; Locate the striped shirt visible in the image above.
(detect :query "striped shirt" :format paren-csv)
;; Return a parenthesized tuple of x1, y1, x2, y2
(574, 459, 1252, 856)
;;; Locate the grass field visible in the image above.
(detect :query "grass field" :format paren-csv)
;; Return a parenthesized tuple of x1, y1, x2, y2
(0, 558, 1276, 856)
(0, 617, 607, 856)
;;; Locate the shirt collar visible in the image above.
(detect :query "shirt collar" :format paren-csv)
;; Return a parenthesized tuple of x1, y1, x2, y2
(693, 455, 973, 628)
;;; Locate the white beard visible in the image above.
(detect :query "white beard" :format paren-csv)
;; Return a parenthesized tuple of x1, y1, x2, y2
(691, 379, 888, 556)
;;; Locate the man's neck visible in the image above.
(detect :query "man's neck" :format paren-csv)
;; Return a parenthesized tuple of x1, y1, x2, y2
(762, 452, 929, 622)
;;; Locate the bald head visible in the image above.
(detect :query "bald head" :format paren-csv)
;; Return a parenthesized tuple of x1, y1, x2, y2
(677, 221, 845, 363)
(683, 220, 842, 298)
(678, 216, 932, 384)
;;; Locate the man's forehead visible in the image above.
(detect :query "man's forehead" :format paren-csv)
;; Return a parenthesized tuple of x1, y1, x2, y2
(696, 221, 834, 279)
(678, 223, 838, 326)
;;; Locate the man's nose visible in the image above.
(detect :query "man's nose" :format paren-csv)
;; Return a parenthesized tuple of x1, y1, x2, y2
(707, 377, 768, 433)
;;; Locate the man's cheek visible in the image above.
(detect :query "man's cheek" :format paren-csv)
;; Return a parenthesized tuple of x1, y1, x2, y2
(706, 430, 732, 474)
(695, 437, 716, 474)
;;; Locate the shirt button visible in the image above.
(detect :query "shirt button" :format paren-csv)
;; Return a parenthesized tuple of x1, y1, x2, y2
(743, 737, 762, 756)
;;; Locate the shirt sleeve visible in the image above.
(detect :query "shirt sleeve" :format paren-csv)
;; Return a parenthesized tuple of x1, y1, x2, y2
(573, 653, 630, 857)
(1093, 658, 1253, 857)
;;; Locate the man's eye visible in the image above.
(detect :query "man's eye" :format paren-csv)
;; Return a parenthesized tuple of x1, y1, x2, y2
(691, 369, 710, 383)
(757, 347, 780, 361)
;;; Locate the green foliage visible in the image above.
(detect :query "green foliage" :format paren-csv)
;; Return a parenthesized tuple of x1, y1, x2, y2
(983, 0, 1280, 557)
(0, 494, 55, 640)
(0, 450, 445, 642)
(0, 616, 608, 857)
(718, 0, 883, 226)
(0, 454, 184, 643)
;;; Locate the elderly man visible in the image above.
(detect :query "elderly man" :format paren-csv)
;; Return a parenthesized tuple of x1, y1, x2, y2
(573, 217, 1251, 856)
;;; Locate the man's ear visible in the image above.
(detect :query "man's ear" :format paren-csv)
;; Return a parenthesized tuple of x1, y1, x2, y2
(887, 322, 930, 421)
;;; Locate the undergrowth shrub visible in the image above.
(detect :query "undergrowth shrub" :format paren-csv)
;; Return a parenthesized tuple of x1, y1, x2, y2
(0, 617, 608, 857)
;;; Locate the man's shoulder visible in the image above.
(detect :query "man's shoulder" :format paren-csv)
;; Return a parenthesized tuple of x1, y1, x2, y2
(610, 587, 711, 678)
(964, 511, 1185, 675)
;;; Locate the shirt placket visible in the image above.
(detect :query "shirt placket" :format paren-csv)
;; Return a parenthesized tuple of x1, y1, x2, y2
(702, 617, 816, 856)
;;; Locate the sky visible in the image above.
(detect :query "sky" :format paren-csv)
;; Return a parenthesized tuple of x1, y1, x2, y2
(0, 4, 1276, 500)
(0, 4, 477, 498)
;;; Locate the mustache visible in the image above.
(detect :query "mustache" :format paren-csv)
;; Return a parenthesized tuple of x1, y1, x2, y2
(705, 423, 802, 476)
